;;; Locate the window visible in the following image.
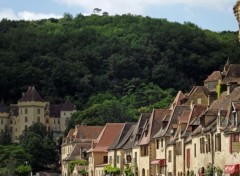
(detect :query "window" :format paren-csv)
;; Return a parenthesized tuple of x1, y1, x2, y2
(176, 141, 182, 155)
(215, 133, 221, 152)
(25, 116, 28, 122)
(206, 135, 211, 153)
(37, 116, 40, 123)
(58, 119, 60, 124)
(161, 138, 164, 148)
(168, 150, 172, 162)
(141, 146, 148, 156)
(103, 156, 108, 163)
(200, 137, 205, 153)
(37, 108, 40, 114)
(156, 139, 159, 149)
(25, 108, 28, 114)
(109, 156, 112, 163)
(54, 119, 56, 124)
(126, 155, 131, 163)
(1, 119, 3, 124)
(46, 118, 49, 124)
(116, 155, 120, 163)
(230, 133, 240, 153)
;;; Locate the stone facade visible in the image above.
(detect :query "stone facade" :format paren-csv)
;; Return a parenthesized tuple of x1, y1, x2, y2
(0, 86, 76, 143)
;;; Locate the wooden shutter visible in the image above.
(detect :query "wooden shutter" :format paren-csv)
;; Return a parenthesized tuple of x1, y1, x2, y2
(186, 149, 190, 168)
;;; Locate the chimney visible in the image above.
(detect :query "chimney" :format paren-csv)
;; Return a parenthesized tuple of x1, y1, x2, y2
(227, 82, 238, 95)
(208, 92, 217, 106)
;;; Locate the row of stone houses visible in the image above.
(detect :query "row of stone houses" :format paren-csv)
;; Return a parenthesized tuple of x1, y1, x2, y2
(0, 86, 76, 142)
(61, 60, 240, 176)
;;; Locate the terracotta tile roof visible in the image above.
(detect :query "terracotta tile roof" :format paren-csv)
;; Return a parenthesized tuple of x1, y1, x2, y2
(204, 71, 222, 82)
(138, 109, 172, 145)
(108, 123, 136, 150)
(75, 126, 104, 139)
(178, 110, 191, 124)
(19, 86, 43, 102)
(93, 123, 124, 152)
(123, 113, 150, 149)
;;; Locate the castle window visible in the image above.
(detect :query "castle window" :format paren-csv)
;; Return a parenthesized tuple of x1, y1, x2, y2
(46, 118, 49, 124)
(25, 116, 28, 122)
(58, 119, 60, 124)
(37, 109, 40, 115)
(25, 108, 28, 114)
(1, 119, 3, 124)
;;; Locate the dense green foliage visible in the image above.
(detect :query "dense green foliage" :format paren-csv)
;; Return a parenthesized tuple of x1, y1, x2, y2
(68, 160, 88, 174)
(15, 165, 32, 176)
(0, 14, 239, 106)
(19, 123, 58, 172)
(0, 13, 240, 128)
(0, 145, 32, 176)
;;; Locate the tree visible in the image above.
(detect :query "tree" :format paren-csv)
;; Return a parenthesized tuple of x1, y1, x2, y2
(19, 123, 58, 172)
(15, 165, 32, 176)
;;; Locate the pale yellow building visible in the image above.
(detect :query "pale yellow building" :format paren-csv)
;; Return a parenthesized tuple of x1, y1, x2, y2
(0, 86, 76, 143)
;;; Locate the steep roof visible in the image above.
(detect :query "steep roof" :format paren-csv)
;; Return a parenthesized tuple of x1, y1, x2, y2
(63, 144, 82, 161)
(222, 64, 240, 84)
(93, 123, 124, 152)
(0, 100, 8, 113)
(19, 86, 43, 102)
(204, 71, 222, 82)
(75, 126, 104, 140)
(108, 123, 136, 150)
(138, 109, 172, 145)
(50, 102, 76, 118)
(155, 106, 190, 138)
(169, 91, 185, 110)
(210, 86, 240, 110)
(123, 113, 150, 149)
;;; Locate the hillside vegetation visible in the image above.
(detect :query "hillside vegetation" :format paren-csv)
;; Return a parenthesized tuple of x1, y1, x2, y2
(0, 13, 240, 126)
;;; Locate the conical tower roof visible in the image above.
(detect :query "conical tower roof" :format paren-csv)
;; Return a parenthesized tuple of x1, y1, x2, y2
(19, 86, 43, 102)
(0, 100, 8, 113)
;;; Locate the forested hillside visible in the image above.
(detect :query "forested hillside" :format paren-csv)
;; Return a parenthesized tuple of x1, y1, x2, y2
(0, 13, 240, 126)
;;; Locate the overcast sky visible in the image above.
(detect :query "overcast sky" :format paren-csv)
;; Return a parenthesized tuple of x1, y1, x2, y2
(0, 0, 238, 32)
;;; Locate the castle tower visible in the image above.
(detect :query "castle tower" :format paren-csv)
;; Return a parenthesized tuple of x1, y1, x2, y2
(234, 0, 240, 41)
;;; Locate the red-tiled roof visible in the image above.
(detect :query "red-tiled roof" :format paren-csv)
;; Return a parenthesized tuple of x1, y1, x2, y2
(222, 64, 240, 84)
(93, 123, 124, 152)
(76, 126, 104, 139)
(204, 71, 222, 82)
(179, 110, 191, 124)
(19, 86, 43, 102)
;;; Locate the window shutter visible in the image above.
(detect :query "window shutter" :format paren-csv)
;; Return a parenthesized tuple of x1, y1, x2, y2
(186, 149, 190, 168)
